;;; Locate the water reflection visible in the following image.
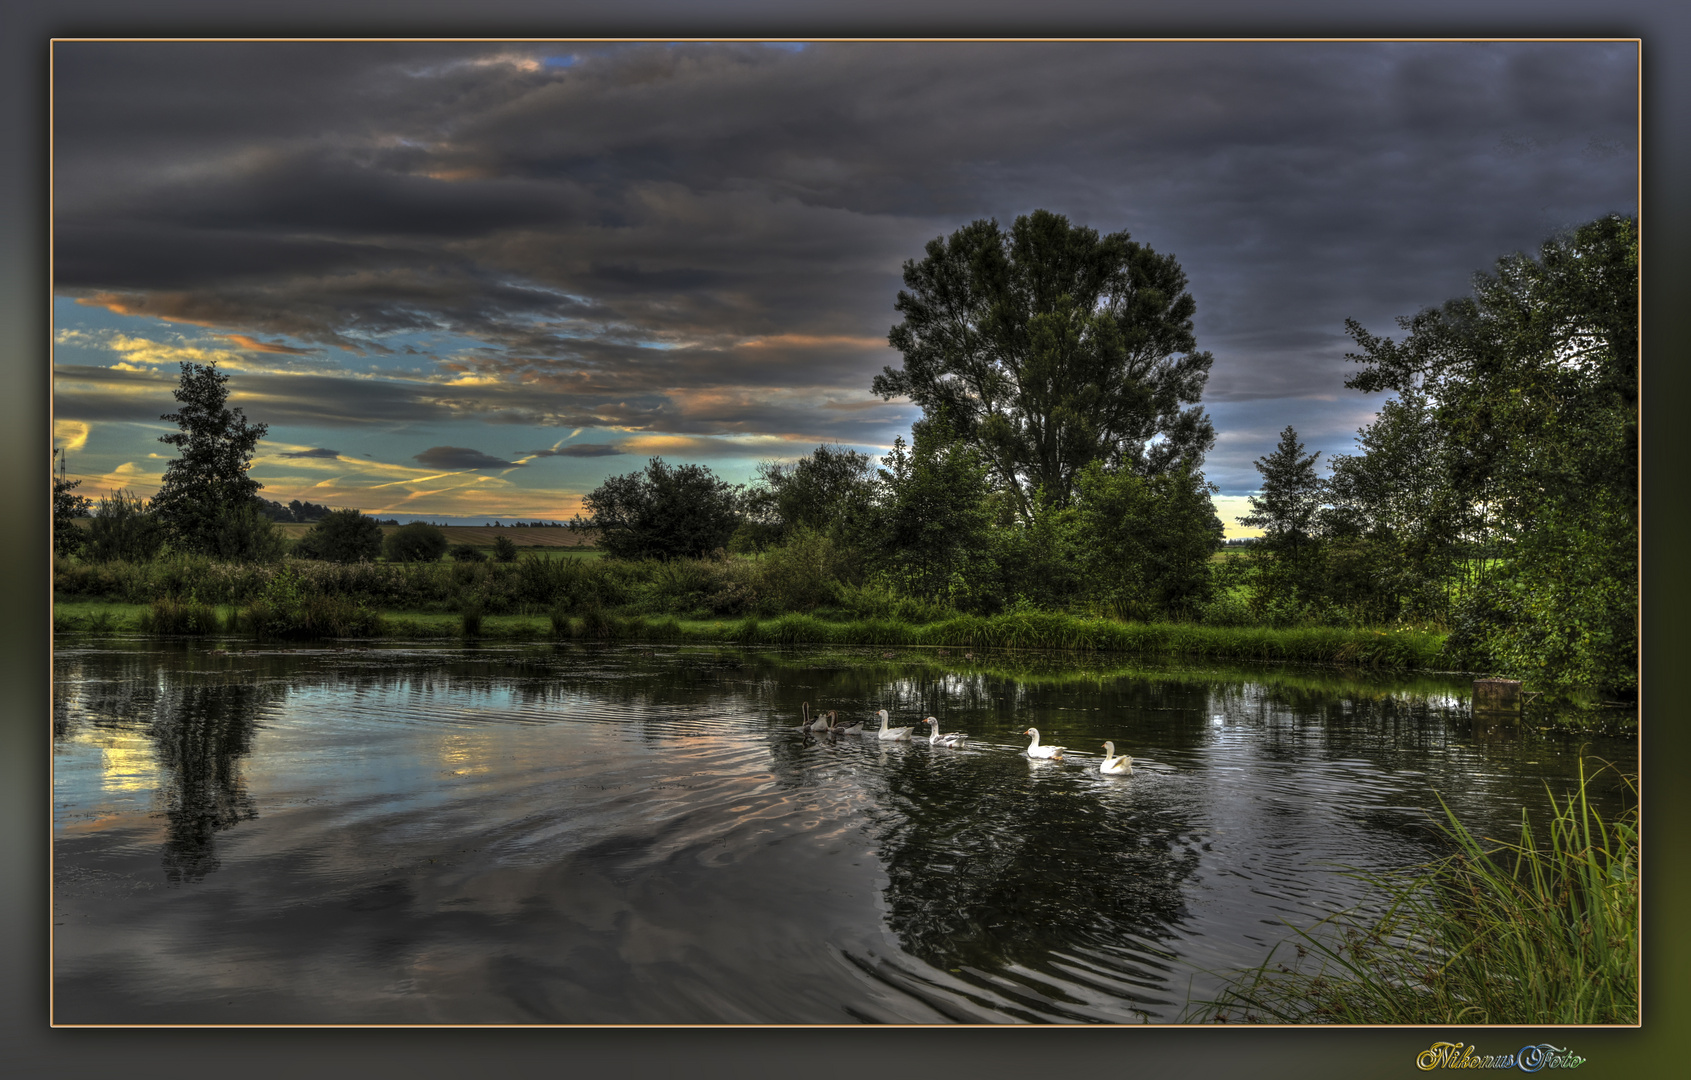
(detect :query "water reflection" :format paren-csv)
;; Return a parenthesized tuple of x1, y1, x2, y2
(55, 646, 282, 884)
(150, 677, 272, 883)
(52, 639, 1636, 1024)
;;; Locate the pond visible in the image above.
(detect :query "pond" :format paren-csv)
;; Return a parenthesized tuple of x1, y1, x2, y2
(51, 639, 1636, 1025)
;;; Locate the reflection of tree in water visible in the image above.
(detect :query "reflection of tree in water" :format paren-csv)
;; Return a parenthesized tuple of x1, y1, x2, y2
(862, 751, 1200, 1017)
(149, 676, 279, 884)
(55, 645, 285, 884)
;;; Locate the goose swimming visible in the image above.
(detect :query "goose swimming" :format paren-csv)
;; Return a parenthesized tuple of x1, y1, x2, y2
(1099, 741, 1133, 774)
(875, 709, 913, 741)
(922, 717, 968, 747)
(1023, 727, 1064, 760)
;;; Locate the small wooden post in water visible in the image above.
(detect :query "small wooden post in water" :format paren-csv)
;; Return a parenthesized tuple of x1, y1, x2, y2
(1473, 678, 1523, 714)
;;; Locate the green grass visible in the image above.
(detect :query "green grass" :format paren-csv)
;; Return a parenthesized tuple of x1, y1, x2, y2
(1190, 758, 1638, 1025)
(53, 597, 1445, 667)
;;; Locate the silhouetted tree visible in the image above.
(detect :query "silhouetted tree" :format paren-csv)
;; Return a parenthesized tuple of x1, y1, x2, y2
(585, 458, 742, 561)
(384, 521, 448, 563)
(294, 508, 384, 563)
(874, 209, 1214, 521)
(152, 362, 268, 554)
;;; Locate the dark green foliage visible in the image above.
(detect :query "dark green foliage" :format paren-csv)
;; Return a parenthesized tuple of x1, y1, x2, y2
(493, 535, 518, 562)
(744, 444, 877, 550)
(868, 425, 999, 610)
(586, 457, 742, 561)
(385, 521, 448, 563)
(988, 500, 1083, 611)
(1345, 214, 1638, 696)
(294, 509, 384, 563)
(202, 503, 286, 563)
(53, 451, 90, 557)
(142, 595, 221, 635)
(238, 564, 382, 640)
(1072, 460, 1223, 620)
(1237, 426, 1328, 622)
(152, 362, 269, 555)
(449, 543, 486, 562)
(84, 489, 167, 563)
(874, 209, 1214, 520)
(459, 597, 484, 637)
(1321, 387, 1463, 625)
(756, 527, 848, 613)
(1240, 425, 1323, 559)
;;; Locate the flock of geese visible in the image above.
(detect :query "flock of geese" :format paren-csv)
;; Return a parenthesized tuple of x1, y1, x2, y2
(798, 704, 1133, 775)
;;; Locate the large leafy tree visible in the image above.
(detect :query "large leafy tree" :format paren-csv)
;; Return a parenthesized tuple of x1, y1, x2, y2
(585, 458, 742, 561)
(152, 362, 269, 554)
(1344, 214, 1637, 695)
(873, 209, 1214, 521)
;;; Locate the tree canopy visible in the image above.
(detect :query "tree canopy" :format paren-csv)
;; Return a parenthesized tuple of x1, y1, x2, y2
(385, 521, 448, 563)
(152, 362, 269, 554)
(873, 209, 1214, 520)
(295, 509, 384, 563)
(585, 458, 742, 561)
(1343, 214, 1637, 695)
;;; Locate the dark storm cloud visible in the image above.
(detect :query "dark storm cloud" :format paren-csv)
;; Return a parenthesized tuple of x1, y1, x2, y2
(282, 448, 341, 459)
(53, 40, 1637, 488)
(527, 444, 625, 458)
(414, 446, 525, 470)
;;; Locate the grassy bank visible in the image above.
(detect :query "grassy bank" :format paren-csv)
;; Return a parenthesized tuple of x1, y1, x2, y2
(54, 597, 1445, 669)
(1190, 760, 1638, 1025)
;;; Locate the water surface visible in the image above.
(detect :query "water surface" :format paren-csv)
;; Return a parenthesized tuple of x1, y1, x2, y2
(52, 639, 1635, 1024)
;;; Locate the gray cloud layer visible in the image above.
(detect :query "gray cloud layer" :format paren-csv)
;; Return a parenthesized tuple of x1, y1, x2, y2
(53, 40, 1637, 492)
(414, 446, 525, 470)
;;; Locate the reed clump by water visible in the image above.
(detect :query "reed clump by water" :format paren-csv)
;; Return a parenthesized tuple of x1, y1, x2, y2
(1192, 760, 1638, 1025)
(140, 595, 222, 635)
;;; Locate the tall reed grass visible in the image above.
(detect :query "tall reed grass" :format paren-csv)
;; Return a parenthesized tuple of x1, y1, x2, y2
(1190, 759, 1638, 1024)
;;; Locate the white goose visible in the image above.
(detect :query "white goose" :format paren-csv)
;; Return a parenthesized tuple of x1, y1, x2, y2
(875, 709, 913, 741)
(1100, 741, 1133, 774)
(1023, 727, 1064, 760)
(922, 717, 968, 748)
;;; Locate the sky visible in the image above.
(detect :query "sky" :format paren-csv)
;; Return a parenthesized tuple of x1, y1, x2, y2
(50, 39, 1639, 533)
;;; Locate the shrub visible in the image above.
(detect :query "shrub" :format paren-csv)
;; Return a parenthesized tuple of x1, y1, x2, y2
(493, 535, 518, 563)
(84, 490, 167, 563)
(294, 509, 383, 563)
(460, 597, 484, 637)
(143, 595, 220, 635)
(202, 502, 286, 563)
(449, 543, 486, 562)
(757, 527, 844, 613)
(239, 564, 382, 639)
(385, 522, 448, 563)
